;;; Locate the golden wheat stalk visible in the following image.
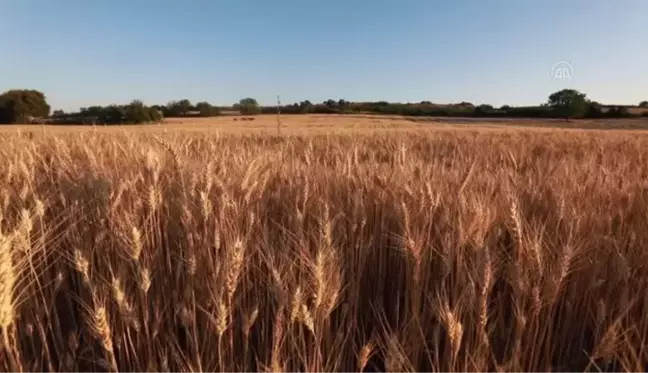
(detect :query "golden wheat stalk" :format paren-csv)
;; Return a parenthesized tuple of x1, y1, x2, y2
(439, 302, 464, 361)
(225, 238, 245, 302)
(0, 233, 21, 372)
(72, 249, 90, 285)
(0, 234, 16, 333)
(130, 226, 142, 262)
(357, 341, 375, 372)
(88, 304, 118, 372)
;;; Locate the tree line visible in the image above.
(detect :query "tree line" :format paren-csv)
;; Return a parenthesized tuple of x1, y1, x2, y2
(268, 93, 647, 120)
(50, 100, 222, 125)
(1, 88, 647, 125)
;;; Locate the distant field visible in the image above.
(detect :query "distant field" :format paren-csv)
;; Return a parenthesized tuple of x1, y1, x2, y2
(4, 114, 648, 135)
(2, 114, 419, 135)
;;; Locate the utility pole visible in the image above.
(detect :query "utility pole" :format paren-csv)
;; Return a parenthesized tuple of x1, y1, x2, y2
(276, 94, 282, 136)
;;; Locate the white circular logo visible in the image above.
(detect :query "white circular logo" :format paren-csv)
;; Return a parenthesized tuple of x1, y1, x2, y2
(551, 61, 574, 81)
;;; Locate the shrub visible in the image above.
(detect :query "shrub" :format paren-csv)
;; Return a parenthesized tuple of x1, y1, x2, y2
(237, 97, 261, 115)
(0, 89, 51, 123)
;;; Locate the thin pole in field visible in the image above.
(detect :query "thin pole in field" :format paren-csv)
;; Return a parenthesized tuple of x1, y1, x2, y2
(276, 94, 282, 136)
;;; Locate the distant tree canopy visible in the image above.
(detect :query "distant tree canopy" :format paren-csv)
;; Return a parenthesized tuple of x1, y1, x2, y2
(640, 101, 648, 108)
(65, 100, 164, 124)
(48, 98, 221, 125)
(548, 89, 588, 120)
(0, 89, 51, 124)
(236, 98, 261, 115)
(196, 101, 221, 117)
(165, 100, 192, 117)
(124, 100, 161, 124)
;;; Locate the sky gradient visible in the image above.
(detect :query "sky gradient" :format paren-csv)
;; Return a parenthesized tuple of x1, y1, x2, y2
(1, 0, 646, 111)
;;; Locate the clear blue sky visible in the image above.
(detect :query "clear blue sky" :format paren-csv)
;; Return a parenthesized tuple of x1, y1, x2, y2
(1, 0, 646, 111)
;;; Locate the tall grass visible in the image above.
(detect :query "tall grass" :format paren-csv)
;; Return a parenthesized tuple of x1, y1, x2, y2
(1, 128, 648, 371)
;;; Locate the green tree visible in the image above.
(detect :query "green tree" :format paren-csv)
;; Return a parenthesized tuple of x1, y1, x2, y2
(164, 101, 179, 116)
(299, 100, 314, 113)
(165, 100, 192, 117)
(586, 101, 603, 118)
(324, 99, 337, 108)
(81, 106, 105, 118)
(196, 101, 210, 112)
(0, 89, 51, 124)
(457, 101, 474, 108)
(124, 100, 152, 124)
(149, 107, 163, 122)
(177, 99, 192, 116)
(237, 97, 260, 115)
(196, 101, 220, 117)
(640, 101, 648, 108)
(104, 105, 126, 123)
(474, 104, 495, 116)
(547, 89, 588, 120)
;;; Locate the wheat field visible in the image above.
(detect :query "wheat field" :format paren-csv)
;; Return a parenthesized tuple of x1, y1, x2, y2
(1, 118, 648, 371)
